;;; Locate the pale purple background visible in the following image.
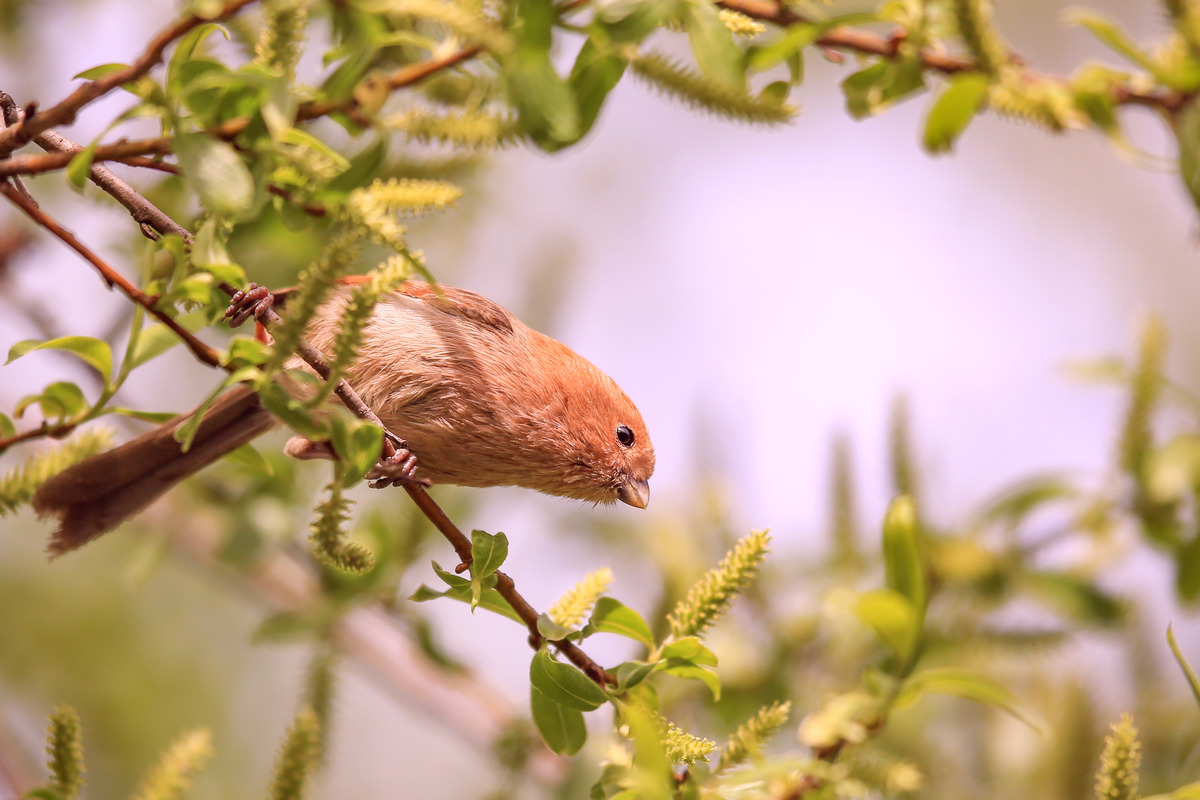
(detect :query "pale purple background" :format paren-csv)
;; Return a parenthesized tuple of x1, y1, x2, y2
(0, 0, 1197, 796)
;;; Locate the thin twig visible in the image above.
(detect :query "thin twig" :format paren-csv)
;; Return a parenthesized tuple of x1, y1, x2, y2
(0, 46, 485, 181)
(0, 0, 261, 154)
(0, 183, 222, 368)
(715, 0, 1187, 111)
(27, 128, 615, 687)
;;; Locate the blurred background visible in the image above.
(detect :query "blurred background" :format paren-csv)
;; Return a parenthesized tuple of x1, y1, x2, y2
(1, 0, 1199, 797)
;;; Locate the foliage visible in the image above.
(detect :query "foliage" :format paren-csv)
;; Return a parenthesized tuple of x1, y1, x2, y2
(0, 0, 1199, 798)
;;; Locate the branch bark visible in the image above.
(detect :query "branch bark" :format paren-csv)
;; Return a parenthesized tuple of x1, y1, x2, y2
(0, 0, 261, 155)
(13, 128, 615, 687)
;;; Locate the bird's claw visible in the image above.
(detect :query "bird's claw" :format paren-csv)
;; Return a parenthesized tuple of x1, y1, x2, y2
(224, 283, 275, 328)
(367, 447, 431, 489)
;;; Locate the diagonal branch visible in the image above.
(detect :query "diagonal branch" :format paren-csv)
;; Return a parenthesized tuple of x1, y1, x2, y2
(0, 46, 482, 181)
(0, 182, 223, 368)
(716, 0, 1188, 112)
(22, 129, 615, 687)
(0, 0, 261, 155)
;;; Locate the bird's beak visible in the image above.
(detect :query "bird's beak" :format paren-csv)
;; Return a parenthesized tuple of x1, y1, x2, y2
(617, 476, 650, 509)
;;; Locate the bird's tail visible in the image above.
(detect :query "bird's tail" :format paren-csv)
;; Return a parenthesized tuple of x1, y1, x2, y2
(32, 383, 275, 556)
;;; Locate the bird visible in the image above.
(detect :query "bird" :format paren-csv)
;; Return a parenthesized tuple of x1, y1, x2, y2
(32, 280, 655, 556)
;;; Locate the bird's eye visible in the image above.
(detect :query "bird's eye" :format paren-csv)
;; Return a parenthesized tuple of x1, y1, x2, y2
(616, 425, 635, 447)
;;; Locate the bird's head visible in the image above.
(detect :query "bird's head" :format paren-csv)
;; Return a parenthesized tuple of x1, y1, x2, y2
(516, 339, 655, 508)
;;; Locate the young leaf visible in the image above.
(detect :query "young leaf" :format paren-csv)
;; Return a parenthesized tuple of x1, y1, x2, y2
(1167, 625, 1200, 711)
(854, 588, 920, 667)
(923, 72, 990, 154)
(1178, 99, 1200, 215)
(537, 614, 577, 641)
(175, 132, 255, 218)
(589, 597, 655, 646)
(409, 580, 524, 623)
(657, 636, 718, 665)
(328, 414, 383, 487)
(7, 336, 113, 384)
(882, 496, 926, 617)
(529, 649, 608, 711)
(531, 686, 587, 755)
(658, 660, 721, 699)
(569, 39, 628, 138)
(685, 0, 745, 91)
(506, 0, 581, 149)
(898, 667, 1037, 729)
(616, 660, 657, 691)
(470, 530, 509, 579)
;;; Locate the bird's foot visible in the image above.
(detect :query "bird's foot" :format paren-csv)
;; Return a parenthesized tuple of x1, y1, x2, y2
(367, 447, 431, 488)
(224, 283, 275, 328)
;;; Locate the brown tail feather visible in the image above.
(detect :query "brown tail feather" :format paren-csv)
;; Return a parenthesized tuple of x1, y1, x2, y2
(32, 384, 275, 556)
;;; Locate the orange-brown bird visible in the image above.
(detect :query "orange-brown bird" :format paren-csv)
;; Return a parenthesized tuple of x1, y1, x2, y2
(32, 281, 655, 555)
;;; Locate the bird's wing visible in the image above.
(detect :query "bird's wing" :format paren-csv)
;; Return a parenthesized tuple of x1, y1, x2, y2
(393, 282, 516, 337)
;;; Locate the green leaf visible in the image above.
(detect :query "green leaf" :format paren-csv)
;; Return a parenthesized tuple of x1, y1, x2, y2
(1177, 534, 1200, 603)
(615, 660, 656, 691)
(658, 637, 718, 666)
(898, 667, 1037, 729)
(223, 443, 274, 475)
(74, 63, 131, 80)
(1022, 569, 1125, 625)
(506, 0, 580, 149)
(256, 380, 327, 439)
(854, 588, 920, 667)
(1168, 625, 1200, 711)
(569, 39, 628, 138)
(594, 0, 676, 42)
(129, 310, 212, 369)
(746, 13, 877, 72)
(747, 22, 821, 72)
(1067, 10, 1200, 90)
(322, 137, 388, 197)
(0, 412, 15, 438)
(882, 495, 926, 616)
(7, 336, 113, 384)
(659, 660, 721, 700)
(471, 530, 509, 579)
(329, 414, 383, 487)
(1177, 99, 1200, 215)
(530, 686, 587, 755)
(223, 336, 272, 369)
(588, 597, 655, 646)
(110, 408, 177, 423)
(842, 59, 924, 119)
(411, 562, 524, 623)
(41, 382, 87, 418)
(175, 132, 255, 218)
(685, 0, 744, 90)
(974, 474, 1079, 528)
(842, 61, 889, 118)
(530, 649, 608, 711)
(168, 22, 228, 96)
(409, 583, 523, 621)
(922, 72, 990, 154)
(174, 377, 237, 452)
(537, 613, 578, 641)
(65, 142, 98, 189)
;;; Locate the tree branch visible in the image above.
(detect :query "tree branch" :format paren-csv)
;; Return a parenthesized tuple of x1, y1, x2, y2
(716, 0, 1188, 112)
(0, 182, 224, 368)
(21, 128, 616, 687)
(0, 0, 261, 155)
